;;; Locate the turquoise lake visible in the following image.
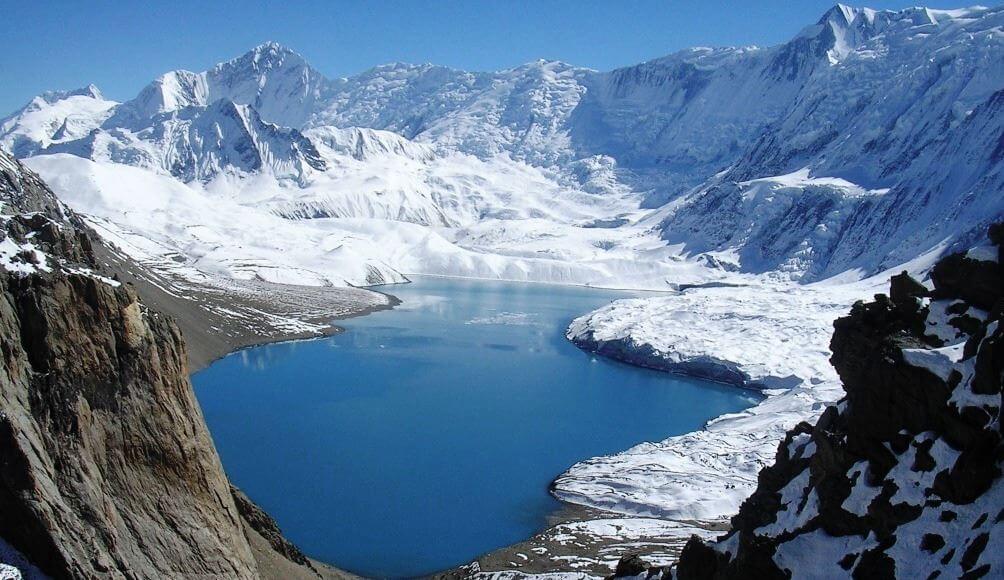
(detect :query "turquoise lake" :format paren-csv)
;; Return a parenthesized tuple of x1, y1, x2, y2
(192, 277, 756, 578)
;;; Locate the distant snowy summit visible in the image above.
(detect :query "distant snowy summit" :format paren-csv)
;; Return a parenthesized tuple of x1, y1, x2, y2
(2, 3, 1002, 285)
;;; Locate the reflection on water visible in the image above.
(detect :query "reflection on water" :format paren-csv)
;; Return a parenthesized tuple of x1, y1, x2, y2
(193, 277, 755, 578)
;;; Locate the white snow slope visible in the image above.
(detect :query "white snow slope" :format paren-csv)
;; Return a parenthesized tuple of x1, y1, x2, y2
(2, 4, 1001, 290)
(551, 244, 946, 522)
(555, 278, 870, 520)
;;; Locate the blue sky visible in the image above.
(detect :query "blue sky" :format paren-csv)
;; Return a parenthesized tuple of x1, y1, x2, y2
(0, 0, 993, 114)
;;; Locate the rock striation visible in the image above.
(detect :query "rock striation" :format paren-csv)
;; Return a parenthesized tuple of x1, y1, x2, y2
(0, 149, 319, 578)
(635, 223, 1003, 578)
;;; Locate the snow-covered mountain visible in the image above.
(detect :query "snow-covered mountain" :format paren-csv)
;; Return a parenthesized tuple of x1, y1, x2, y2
(1, 8, 1001, 577)
(313, 59, 592, 166)
(1, 4, 1001, 288)
(109, 42, 330, 129)
(664, 5, 1004, 279)
(50, 99, 327, 183)
(0, 84, 116, 157)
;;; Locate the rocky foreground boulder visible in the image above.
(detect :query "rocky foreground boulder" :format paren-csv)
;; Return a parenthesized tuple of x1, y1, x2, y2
(0, 150, 320, 578)
(610, 224, 1003, 579)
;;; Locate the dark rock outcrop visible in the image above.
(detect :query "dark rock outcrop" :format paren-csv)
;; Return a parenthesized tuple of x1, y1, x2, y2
(0, 150, 318, 578)
(607, 554, 669, 580)
(664, 224, 1003, 579)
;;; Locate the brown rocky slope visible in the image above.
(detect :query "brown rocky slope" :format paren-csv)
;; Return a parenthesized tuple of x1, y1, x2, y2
(0, 149, 325, 578)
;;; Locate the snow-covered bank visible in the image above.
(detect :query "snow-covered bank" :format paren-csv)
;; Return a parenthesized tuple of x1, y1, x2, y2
(466, 515, 720, 578)
(553, 280, 880, 520)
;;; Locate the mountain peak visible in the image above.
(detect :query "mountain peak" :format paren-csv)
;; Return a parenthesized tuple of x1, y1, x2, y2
(218, 41, 308, 73)
(516, 58, 578, 71)
(820, 3, 859, 26)
(798, 3, 985, 64)
(249, 41, 298, 60)
(138, 70, 208, 116)
(803, 4, 867, 37)
(254, 40, 289, 52)
(75, 84, 104, 100)
(814, 3, 988, 32)
(35, 84, 106, 106)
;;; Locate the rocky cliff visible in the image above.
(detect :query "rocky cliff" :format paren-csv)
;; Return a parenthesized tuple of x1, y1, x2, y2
(625, 224, 1002, 578)
(0, 150, 322, 578)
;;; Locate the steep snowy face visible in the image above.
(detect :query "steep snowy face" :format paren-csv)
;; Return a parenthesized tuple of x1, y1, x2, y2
(569, 47, 783, 200)
(304, 125, 435, 162)
(660, 5, 1004, 280)
(311, 63, 489, 138)
(204, 42, 332, 128)
(110, 43, 331, 129)
(805, 4, 989, 63)
(727, 4, 1001, 185)
(109, 70, 209, 124)
(50, 99, 326, 183)
(0, 85, 116, 157)
(409, 60, 591, 164)
(312, 60, 592, 165)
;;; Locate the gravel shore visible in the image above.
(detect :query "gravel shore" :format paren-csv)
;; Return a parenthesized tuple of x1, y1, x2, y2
(94, 239, 399, 372)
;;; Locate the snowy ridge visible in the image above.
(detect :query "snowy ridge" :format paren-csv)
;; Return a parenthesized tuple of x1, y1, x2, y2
(0, 85, 116, 158)
(50, 99, 327, 183)
(310, 59, 593, 166)
(2, 5, 1002, 286)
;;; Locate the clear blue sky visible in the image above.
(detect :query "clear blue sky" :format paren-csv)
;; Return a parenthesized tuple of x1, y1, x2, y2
(0, 0, 993, 114)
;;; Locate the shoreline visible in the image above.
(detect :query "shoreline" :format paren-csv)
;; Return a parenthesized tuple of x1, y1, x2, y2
(569, 334, 773, 395)
(438, 504, 729, 578)
(107, 255, 791, 578)
(458, 282, 859, 575)
(395, 271, 682, 294)
(188, 289, 403, 374)
(93, 238, 403, 373)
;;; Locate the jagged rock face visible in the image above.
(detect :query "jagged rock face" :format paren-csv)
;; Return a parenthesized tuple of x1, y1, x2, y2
(0, 150, 296, 578)
(667, 224, 1003, 579)
(0, 153, 67, 219)
(0, 261, 257, 578)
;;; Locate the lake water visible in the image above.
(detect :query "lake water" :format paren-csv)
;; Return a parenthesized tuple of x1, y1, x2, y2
(193, 277, 756, 578)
